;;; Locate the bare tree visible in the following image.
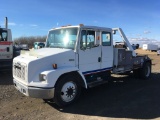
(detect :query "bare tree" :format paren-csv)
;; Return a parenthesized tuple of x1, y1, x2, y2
(14, 36, 46, 48)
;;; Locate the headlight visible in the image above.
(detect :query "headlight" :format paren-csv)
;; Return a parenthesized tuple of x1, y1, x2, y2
(39, 74, 47, 81)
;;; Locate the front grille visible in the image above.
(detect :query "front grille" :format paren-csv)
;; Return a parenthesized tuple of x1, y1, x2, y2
(13, 62, 27, 81)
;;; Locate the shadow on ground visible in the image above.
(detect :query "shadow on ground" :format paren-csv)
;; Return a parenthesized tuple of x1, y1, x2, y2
(49, 72, 160, 119)
(0, 70, 13, 85)
(1, 69, 160, 119)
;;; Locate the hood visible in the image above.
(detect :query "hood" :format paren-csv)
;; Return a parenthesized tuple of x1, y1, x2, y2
(21, 48, 73, 58)
(18, 48, 76, 68)
(14, 48, 76, 84)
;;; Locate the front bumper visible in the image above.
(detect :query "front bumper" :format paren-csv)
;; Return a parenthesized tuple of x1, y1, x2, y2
(13, 79, 54, 99)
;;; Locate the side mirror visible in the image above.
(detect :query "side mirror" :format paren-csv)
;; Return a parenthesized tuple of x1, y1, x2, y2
(112, 30, 116, 34)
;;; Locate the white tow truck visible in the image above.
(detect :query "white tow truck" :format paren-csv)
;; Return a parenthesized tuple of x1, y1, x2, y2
(0, 17, 13, 70)
(13, 24, 151, 106)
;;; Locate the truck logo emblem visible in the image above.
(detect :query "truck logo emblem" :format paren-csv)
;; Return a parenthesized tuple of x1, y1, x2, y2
(17, 62, 21, 66)
(69, 59, 74, 61)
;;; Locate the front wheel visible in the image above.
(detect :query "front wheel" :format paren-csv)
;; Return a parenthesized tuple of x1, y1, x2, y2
(54, 74, 81, 107)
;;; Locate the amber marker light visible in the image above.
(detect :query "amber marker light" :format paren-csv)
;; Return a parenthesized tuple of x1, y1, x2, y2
(97, 36, 100, 40)
(52, 64, 57, 69)
(79, 24, 84, 26)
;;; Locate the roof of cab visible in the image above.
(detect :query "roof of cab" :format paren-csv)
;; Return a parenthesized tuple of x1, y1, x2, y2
(49, 24, 112, 31)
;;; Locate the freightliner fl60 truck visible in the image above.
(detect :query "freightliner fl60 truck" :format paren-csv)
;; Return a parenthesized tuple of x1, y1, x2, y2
(13, 24, 151, 106)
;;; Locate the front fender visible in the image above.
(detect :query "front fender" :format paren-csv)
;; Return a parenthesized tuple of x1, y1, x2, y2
(41, 66, 87, 88)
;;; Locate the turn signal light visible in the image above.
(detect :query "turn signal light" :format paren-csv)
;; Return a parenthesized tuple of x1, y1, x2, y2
(79, 24, 84, 26)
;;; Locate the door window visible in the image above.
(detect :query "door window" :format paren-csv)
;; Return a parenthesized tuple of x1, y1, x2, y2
(102, 32, 111, 46)
(0, 31, 7, 41)
(80, 30, 95, 50)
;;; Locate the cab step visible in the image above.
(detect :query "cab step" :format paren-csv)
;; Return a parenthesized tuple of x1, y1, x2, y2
(87, 80, 108, 88)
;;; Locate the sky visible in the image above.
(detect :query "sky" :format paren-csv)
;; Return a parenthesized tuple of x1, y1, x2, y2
(0, 0, 160, 46)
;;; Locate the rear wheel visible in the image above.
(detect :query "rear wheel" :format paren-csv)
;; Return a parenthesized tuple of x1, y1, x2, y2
(140, 62, 151, 79)
(133, 62, 151, 79)
(54, 74, 81, 107)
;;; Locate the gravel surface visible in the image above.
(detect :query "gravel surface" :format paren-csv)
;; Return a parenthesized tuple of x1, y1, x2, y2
(0, 49, 160, 120)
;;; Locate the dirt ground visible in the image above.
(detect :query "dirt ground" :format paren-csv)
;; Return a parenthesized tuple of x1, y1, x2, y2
(0, 49, 160, 120)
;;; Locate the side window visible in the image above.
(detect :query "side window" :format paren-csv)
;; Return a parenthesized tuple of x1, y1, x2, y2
(102, 32, 111, 46)
(80, 30, 95, 49)
(0, 31, 7, 41)
(2, 32, 7, 40)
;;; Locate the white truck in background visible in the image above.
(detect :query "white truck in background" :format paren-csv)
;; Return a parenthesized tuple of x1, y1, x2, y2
(142, 44, 158, 52)
(0, 17, 13, 70)
(34, 42, 45, 49)
(0, 17, 28, 71)
(13, 25, 151, 106)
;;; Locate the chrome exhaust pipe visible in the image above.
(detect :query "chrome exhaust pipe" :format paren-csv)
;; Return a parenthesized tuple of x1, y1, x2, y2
(5, 17, 8, 29)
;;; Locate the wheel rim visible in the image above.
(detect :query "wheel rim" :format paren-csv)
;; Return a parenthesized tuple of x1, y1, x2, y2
(61, 81, 77, 102)
(145, 65, 150, 77)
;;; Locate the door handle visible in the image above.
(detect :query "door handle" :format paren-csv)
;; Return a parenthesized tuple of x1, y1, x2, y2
(98, 57, 101, 62)
(7, 47, 9, 52)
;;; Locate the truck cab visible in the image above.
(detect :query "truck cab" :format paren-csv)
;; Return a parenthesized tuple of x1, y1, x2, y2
(34, 42, 45, 49)
(13, 24, 151, 106)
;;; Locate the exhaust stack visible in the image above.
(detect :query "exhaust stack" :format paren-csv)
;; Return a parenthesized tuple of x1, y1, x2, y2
(5, 17, 8, 29)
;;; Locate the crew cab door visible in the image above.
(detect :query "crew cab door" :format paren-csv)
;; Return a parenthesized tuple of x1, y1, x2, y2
(101, 31, 113, 69)
(78, 30, 101, 73)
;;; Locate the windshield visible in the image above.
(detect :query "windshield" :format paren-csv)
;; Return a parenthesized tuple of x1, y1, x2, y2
(46, 28, 78, 49)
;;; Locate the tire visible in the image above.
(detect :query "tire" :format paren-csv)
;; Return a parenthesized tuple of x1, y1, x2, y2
(54, 74, 81, 107)
(139, 62, 151, 79)
(133, 62, 151, 79)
